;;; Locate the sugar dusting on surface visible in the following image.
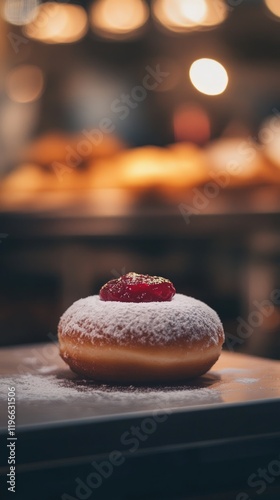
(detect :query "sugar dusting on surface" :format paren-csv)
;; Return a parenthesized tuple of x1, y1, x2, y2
(218, 368, 248, 374)
(0, 373, 219, 404)
(236, 378, 259, 384)
(59, 293, 224, 347)
(37, 365, 59, 374)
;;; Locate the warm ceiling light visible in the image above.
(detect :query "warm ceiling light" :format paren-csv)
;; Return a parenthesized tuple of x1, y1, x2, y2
(201, 0, 228, 26)
(152, 0, 227, 32)
(175, 0, 207, 23)
(24, 3, 88, 44)
(189, 58, 228, 96)
(5, 65, 44, 103)
(152, 0, 207, 31)
(90, 0, 149, 39)
(264, 0, 280, 18)
(3, 0, 39, 26)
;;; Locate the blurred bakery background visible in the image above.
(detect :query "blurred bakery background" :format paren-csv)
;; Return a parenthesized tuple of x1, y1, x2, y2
(0, 0, 280, 358)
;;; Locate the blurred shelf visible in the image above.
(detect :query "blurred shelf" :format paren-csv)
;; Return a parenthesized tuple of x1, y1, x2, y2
(0, 186, 280, 238)
(1, 211, 280, 239)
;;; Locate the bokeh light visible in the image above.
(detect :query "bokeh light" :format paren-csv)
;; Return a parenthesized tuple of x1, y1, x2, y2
(173, 104, 210, 144)
(3, 0, 39, 26)
(24, 3, 88, 44)
(260, 115, 280, 168)
(202, 0, 228, 27)
(264, 0, 280, 19)
(5, 65, 44, 103)
(189, 58, 228, 96)
(152, 0, 227, 32)
(90, 0, 149, 39)
(153, 0, 206, 31)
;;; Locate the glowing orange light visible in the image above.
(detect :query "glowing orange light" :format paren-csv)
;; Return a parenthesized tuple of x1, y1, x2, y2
(24, 3, 88, 44)
(90, 0, 149, 39)
(189, 58, 228, 96)
(173, 104, 210, 144)
(265, 0, 280, 18)
(6, 65, 44, 103)
(152, 0, 206, 31)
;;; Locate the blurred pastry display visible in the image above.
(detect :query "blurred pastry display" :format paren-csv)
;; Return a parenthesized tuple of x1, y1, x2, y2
(205, 138, 280, 187)
(1, 131, 280, 213)
(21, 132, 75, 167)
(90, 144, 208, 193)
(261, 117, 280, 174)
(21, 132, 124, 166)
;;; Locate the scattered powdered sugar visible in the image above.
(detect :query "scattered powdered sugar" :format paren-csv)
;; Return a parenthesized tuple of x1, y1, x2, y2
(1, 374, 79, 401)
(218, 368, 248, 374)
(0, 373, 219, 405)
(37, 365, 59, 374)
(58, 294, 224, 347)
(22, 357, 38, 363)
(236, 378, 259, 384)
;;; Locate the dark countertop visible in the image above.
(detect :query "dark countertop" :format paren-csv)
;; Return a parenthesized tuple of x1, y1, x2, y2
(1, 344, 280, 428)
(1, 344, 280, 500)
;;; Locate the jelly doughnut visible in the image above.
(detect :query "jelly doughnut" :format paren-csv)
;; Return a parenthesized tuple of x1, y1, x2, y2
(58, 273, 224, 383)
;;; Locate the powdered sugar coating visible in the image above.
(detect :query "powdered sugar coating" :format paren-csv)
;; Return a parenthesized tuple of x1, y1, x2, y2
(59, 294, 224, 348)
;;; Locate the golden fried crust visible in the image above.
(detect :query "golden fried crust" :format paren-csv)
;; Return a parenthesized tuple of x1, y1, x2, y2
(59, 335, 223, 383)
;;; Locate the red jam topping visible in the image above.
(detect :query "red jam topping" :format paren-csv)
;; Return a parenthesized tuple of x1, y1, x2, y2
(99, 272, 176, 302)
